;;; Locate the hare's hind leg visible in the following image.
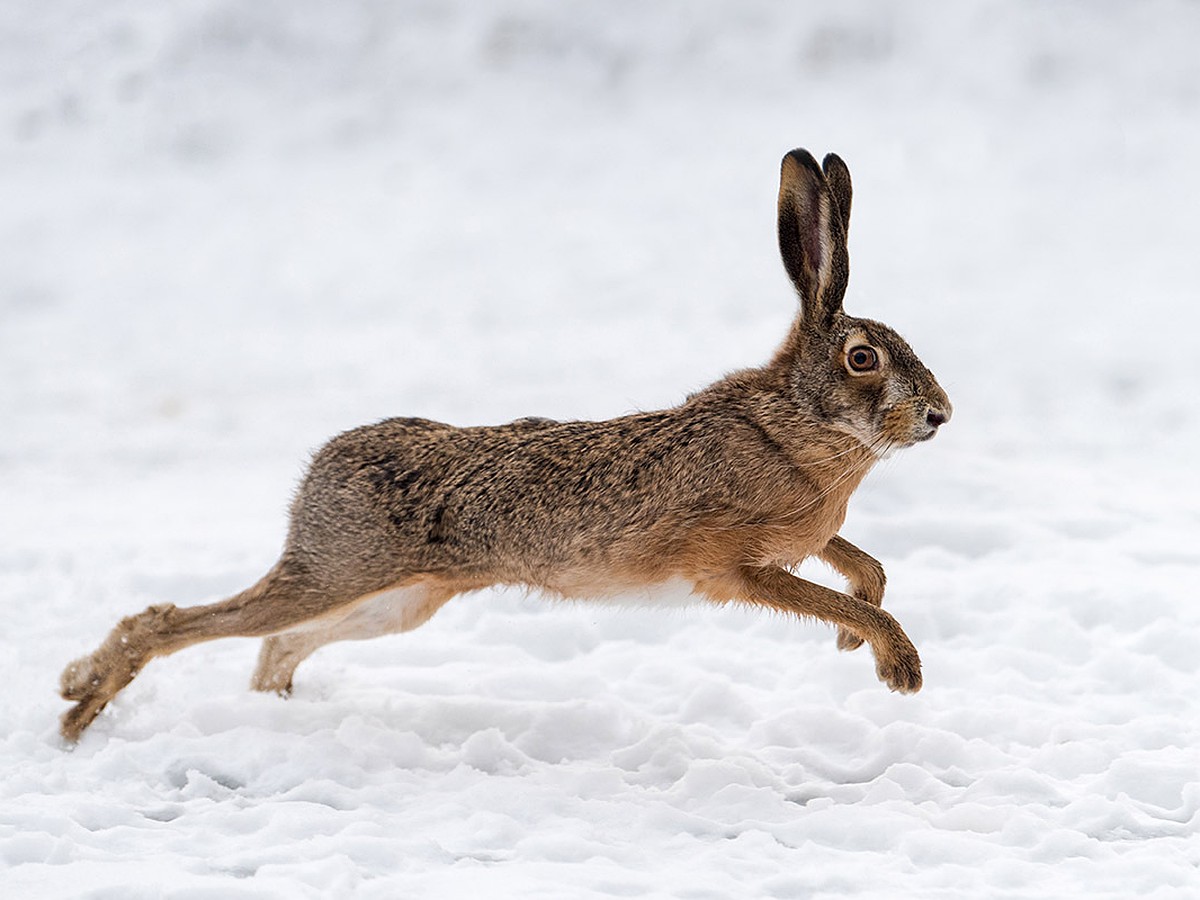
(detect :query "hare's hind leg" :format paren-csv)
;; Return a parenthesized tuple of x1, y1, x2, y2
(251, 584, 455, 696)
(59, 557, 374, 741)
(817, 536, 887, 652)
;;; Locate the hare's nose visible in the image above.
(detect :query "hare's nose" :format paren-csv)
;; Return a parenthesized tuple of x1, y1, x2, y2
(926, 410, 947, 430)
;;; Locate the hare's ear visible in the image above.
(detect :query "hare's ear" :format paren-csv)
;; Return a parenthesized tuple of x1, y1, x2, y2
(822, 152, 852, 235)
(777, 148, 849, 330)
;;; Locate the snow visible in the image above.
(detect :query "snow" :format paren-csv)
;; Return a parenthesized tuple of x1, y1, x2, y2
(2, 1, 1199, 896)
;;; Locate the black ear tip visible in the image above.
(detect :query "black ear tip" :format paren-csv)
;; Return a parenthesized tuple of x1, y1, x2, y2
(781, 148, 823, 178)
(822, 152, 848, 174)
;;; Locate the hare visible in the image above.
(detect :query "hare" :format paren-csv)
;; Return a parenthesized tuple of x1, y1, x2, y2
(59, 148, 951, 742)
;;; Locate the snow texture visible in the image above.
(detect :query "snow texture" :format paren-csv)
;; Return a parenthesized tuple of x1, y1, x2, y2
(2, 1, 1199, 897)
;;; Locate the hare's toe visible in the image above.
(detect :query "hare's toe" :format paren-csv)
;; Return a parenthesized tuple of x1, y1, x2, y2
(836, 626, 864, 652)
(59, 656, 100, 702)
(251, 634, 312, 697)
(60, 693, 110, 743)
(874, 646, 923, 694)
(250, 668, 295, 697)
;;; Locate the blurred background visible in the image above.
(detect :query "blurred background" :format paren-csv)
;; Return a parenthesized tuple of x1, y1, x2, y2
(2, 0, 1198, 627)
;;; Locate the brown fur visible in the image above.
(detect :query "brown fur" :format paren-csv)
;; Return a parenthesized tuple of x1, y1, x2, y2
(59, 148, 951, 742)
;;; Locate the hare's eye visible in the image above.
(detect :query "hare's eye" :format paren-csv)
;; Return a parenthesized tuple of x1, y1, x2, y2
(847, 345, 879, 372)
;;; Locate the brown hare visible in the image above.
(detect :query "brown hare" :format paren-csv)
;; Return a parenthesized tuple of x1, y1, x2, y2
(60, 148, 951, 742)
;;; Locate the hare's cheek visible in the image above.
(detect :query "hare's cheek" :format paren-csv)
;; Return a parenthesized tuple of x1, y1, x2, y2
(880, 375, 914, 410)
(851, 381, 890, 429)
(872, 380, 918, 433)
(831, 406, 879, 448)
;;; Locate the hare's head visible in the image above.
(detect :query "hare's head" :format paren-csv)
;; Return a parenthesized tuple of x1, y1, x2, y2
(774, 149, 951, 455)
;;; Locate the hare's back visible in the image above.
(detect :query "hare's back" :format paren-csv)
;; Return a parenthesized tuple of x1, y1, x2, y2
(291, 412, 712, 575)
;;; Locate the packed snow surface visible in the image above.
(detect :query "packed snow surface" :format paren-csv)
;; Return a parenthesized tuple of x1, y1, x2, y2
(2, 1, 1199, 897)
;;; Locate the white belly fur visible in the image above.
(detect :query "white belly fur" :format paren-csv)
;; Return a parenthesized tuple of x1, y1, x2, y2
(573, 576, 703, 609)
(280, 576, 705, 643)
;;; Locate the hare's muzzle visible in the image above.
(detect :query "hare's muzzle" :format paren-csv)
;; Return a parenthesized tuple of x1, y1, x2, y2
(918, 403, 951, 441)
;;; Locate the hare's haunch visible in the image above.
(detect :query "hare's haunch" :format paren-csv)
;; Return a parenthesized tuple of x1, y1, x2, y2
(59, 149, 951, 742)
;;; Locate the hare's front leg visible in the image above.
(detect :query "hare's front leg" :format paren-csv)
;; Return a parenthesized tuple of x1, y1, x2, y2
(817, 535, 887, 652)
(733, 564, 921, 693)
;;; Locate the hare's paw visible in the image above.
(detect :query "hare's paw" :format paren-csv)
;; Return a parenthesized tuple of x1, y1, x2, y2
(874, 642, 923, 694)
(58, 644, 144, 741)
(60, 693, 110, 743)
(249, 667, 295, 697)
(59, 655, 100, 702)
(836, 626, 865, 652)
(250, 634, 315, 697)
(59, 657, 123, 741)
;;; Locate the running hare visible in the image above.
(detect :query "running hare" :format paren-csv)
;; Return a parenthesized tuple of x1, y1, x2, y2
(60, 148, 951, 741)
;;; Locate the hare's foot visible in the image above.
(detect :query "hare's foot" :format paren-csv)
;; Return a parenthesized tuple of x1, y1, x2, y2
(58, 603, 179, 741)
(59, 654, 100, 702)
(61, 690, 111, 743)
(872, 634, 923, 693)
(250, 632, 319, 696)
(59, 645, 144, 741)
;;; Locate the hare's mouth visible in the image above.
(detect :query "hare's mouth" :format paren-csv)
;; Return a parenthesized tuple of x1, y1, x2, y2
(879, 405, 940, 449)
(918, 408, 949, 442)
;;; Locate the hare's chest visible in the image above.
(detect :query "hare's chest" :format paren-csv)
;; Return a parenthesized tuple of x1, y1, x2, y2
(751, 492, 852, 567)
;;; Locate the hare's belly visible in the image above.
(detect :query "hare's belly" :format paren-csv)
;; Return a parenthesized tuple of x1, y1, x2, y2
(545, 575, 702, 608)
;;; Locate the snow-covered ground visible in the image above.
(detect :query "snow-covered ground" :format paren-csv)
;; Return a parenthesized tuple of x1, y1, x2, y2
(3, 1, 1199, 896)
